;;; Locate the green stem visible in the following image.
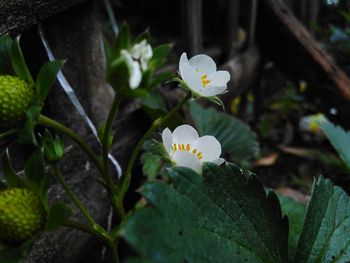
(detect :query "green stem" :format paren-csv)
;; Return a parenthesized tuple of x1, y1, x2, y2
(110, 245, 120, 263)
(117, 92, 191, 212)
(38, 115, 104, 174)
(53, 163, 103, 231)
(101, 96, 122, 203)
(64, 219, 110, 244)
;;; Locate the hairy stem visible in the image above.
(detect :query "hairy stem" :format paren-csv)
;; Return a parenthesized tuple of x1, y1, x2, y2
(117, 92, 192, 217)
(38, 114, 103, 174)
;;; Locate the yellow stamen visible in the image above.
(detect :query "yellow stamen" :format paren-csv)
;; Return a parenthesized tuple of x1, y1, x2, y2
(172, 144, 177, 151)
(186, 144, 191, 151)
(201, 74, 211, 87)
(197, 152, 203, 160)
(192, 149, 197, 154)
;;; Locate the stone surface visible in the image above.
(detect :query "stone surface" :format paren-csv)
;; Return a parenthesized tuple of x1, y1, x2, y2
(0, 0, 88, 35)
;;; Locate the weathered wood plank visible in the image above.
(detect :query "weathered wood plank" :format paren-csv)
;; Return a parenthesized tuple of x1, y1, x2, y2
(257, 0, 350, 102)
(0, 0, 89, 35)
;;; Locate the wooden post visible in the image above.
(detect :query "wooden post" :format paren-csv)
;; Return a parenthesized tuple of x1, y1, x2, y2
(310, 0, 320, 25)
(248, 0, 258, 46)
(182, 0, 203, 55)
(221, 0, 240, 61)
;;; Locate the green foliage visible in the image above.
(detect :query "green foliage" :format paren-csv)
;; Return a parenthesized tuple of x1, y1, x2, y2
(277, 194, 306, 261)
(123, 163, 288, 262)
(0, 35, 14, 75)
(36, 60, 64, 101)
(42, 131, 64, 163)
(2, 150, 25, 188)
(141, 140, 170, 181)
(190, 103, 260, 163)
(148, 44, 172, 70)
(321, 121, 350, 169)
(17, 104, 42, 145)
(113, 25, 131, 58)
(296, 177, 350, 262)
(24, 149, 48, 209)
(10, 37, 34, 86)
(0, 240, 33, 263)
(46, 203, 73, 231)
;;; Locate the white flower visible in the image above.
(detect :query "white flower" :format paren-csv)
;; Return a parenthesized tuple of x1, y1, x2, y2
(130, 40, 153, 71)
(121, 40, 153, 89)
(179, 52, 230, 97)
(162, 124, 225, 174)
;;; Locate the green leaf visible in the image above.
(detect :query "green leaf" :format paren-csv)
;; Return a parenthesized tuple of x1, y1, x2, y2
(277, 193, 306, 261)
(24, 149, 48, 206)
(2, 150, 25, 188)
(148, 71, 175, 91)
(148, 44, 172, 70)
(141, 153, 162, 181)
(296, 177, 350, 262)
(46, 203, 73, 231)
(321, 121, 350, 169)
(190, 103, 260, 163)
(113, 24, 131, 58)
(123, 163, 288, 262)
(139, 89, 167, 111)
(0, 34, 14, 75)
(36, 60, 64, 101)
(141, 140, 170, 181)
(10, 37, 34, 86)
(17, 104, 42, 145)
(107, 58, 129, 90)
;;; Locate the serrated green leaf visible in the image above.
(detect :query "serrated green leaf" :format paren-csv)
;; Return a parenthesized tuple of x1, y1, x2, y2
(277, 193, 306, 261)
(123, 163, 288, 263)
(321, 121, 350, 169)
(2, 150, 25, 188)
(36, 60, 64, 101)
(148, 44, 172, 70)
(190, 103, 260, 163)
(141, 153, 162, 181)
(46, 203, 73, 231)
(0, 35, 14, 75)
(10, 37, 34, 86)
(296, 177, 350, 262)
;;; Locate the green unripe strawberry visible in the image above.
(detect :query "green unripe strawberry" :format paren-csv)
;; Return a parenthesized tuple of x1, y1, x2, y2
(0, 188, 45, 243)
(0, 75, 34, 130)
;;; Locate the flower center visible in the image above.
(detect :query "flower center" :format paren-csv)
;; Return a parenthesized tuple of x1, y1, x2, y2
(171, 143, 203, 160)
(201, 74, 211, 87)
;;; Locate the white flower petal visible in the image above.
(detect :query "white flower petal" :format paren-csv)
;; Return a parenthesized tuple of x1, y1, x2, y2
(121, 50, 142, 89)
(130, 40, 147, 59)
(209, 71, 230, 87)
(180, 63, 202, 93)
(140, 45, 153, 71)
(193, 135, 222, 162)
(179, 52, 188, 77)
(199, 85, 227, 97)
(212, 158, 225, 166)
(173, 151, 202, 174)
(162, 128, 173, 153)
(189, 54, 217, 76)
(129, 61, 142, 89)
(172, 124, 199, 144)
